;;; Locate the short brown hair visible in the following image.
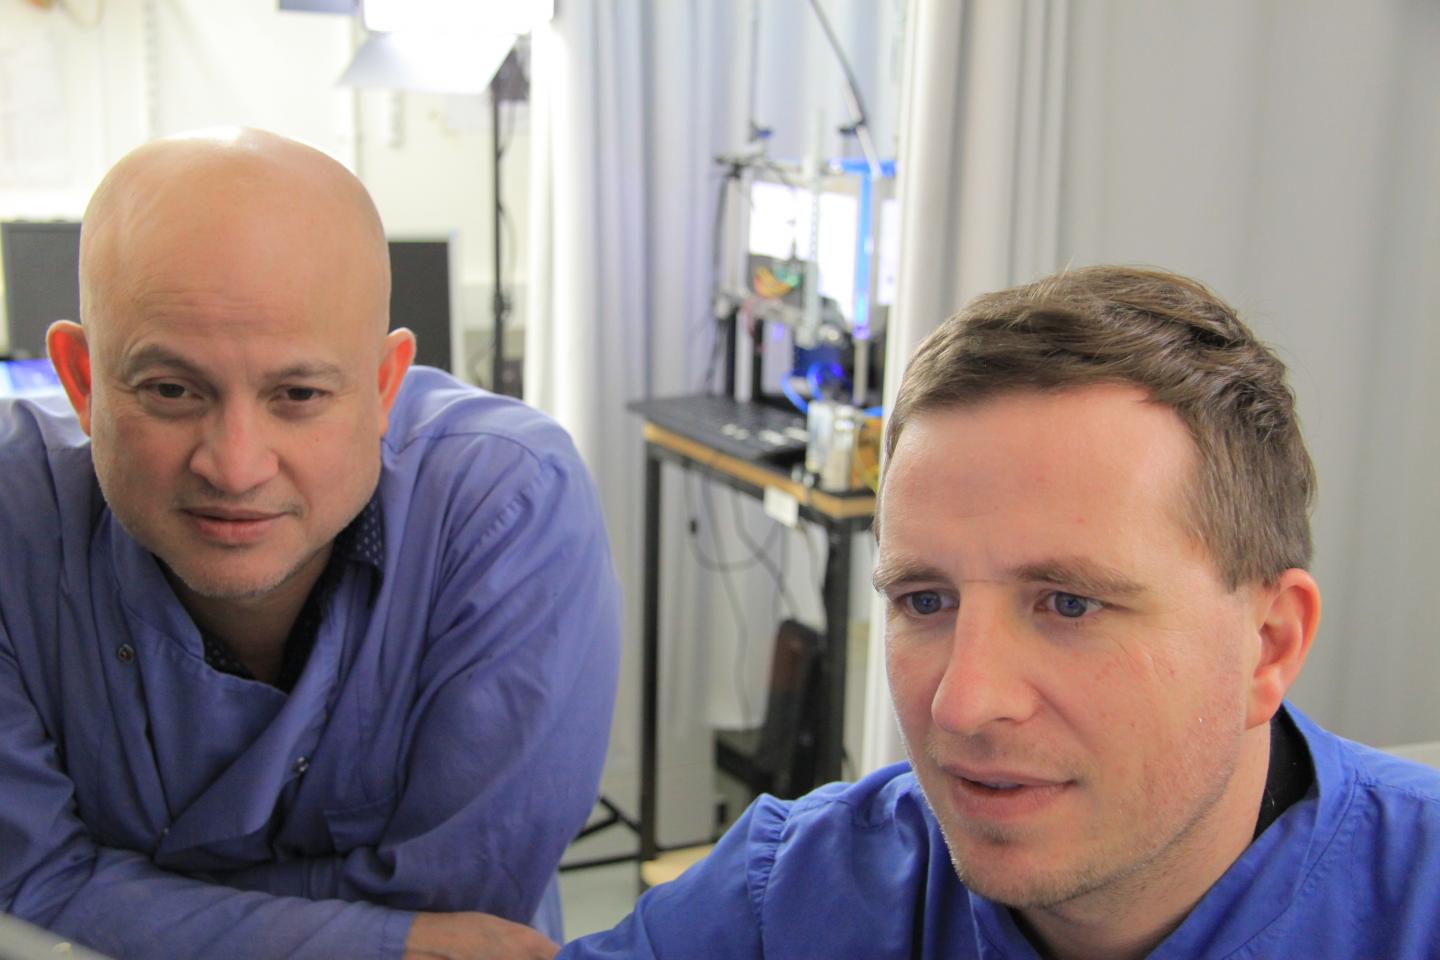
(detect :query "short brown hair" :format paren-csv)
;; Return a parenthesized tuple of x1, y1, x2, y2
(883, 265, 1314, 589)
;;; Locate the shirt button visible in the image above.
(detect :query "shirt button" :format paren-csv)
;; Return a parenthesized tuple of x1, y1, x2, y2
(116, 644, 135, 664)
(293, 756, 310, 775)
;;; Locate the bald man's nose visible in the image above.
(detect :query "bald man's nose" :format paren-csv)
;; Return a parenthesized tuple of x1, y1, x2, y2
(188, 406, 279, 495)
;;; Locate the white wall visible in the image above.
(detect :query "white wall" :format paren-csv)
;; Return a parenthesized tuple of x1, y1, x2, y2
(0, 0, 521, 376)
(1057, 0, 1440, 748)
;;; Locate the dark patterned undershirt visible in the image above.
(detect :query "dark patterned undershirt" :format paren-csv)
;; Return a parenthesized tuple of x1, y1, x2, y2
(1254, 707, 1313, 839)
(200, 496, 384, 692)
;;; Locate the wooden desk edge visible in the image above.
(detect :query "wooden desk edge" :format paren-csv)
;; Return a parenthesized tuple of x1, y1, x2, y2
(642, 422, 876, 520)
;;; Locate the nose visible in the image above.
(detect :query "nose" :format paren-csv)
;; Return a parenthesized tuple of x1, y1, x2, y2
(188, 404, 280, 495)
(930, 594, 1040, 736)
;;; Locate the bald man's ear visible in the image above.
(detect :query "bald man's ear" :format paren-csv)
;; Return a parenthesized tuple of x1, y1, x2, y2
(47, 321, 96, 435)
(376, 327, 416, 435)
(1245, 568, 1322, 729)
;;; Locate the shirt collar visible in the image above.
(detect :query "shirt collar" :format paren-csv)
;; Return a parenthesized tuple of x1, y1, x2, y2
(333, 492, 385, 574)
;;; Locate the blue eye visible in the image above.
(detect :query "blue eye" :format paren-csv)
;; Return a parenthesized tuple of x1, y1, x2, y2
(903, 591, 947, 616)
(1049, 592, 1098, 619)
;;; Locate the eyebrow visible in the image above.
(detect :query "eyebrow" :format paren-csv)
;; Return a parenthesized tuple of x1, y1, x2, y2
(871, 555, 1147, 600)
(871, 557, 950, 594)
(118, 345, 349, 386)
(118, 344, 207, 382)
(1008, 559, 1148, 599)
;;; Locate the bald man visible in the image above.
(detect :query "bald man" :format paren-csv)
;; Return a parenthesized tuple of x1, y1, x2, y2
(0, 129, 620, 960)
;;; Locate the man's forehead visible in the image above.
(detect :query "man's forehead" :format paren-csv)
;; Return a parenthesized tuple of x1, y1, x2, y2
(880, 387, 1195, 503)
(83, 131, 385, 274)
(873, 386, 1207, 582)
(81, 134, 391, 347)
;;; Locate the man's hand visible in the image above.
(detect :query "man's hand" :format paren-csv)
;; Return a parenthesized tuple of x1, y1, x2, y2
(403, 911, 560, 960)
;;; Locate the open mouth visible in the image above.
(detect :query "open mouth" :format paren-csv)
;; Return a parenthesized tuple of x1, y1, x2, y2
(939, 765, 1074, 820)
(963, 778, 1026, 791)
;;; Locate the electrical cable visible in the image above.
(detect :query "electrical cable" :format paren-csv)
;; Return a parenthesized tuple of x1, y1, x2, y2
(800, 523, 825, 602)
(681, 471, 784, 573)
(698, 480, 761, 724)
(702, 169, 736, 393)
(727, 489, 799, 620)
(781, 370, 810, 414)
(804, 0, 881, 176)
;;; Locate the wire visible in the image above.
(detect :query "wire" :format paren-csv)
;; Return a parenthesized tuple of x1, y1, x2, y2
(682, 471, 783, 573)
(727, 489, 799, 619)
(804, 0, 881, 175)
(697, 480, 761, 724)
(702, 169, 736, 393)
(800, 523, 825, 602)
(496, 98, 516, 162)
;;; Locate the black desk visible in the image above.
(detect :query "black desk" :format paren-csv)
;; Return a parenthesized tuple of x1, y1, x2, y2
(637, 421, 874, 863)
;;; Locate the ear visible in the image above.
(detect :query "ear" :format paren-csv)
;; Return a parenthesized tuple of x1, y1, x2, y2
(376, 327, 416, 435)
(1245, 568, 1322, 728)
(46, 321, 96, 434)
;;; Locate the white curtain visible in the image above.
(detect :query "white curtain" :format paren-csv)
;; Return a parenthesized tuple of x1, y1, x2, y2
(862, 0, 1440, 768)
(861, 0, 1071, 771)
(527, 0, 905, 844)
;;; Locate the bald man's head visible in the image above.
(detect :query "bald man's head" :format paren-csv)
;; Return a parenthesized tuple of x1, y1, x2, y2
(79, 127, 391, 350)
(46, 128, 414, 612)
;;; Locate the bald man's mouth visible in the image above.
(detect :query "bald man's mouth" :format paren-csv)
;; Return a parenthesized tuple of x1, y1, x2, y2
(182, 506, 287, 546)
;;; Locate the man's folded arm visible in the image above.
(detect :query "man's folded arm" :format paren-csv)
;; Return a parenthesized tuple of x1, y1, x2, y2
(0, 631, 413, 960)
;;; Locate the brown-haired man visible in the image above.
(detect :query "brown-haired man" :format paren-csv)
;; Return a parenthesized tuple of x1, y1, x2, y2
(557, 266, 1440, 959)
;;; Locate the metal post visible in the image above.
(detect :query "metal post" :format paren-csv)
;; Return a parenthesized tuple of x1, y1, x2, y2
(490, 91, 508, 395)
(640, 451, 663, 865)
(818, 521, 852, 782)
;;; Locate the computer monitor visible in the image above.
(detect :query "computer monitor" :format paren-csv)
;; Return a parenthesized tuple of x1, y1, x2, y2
(744, 160, 897, 342)
(0, 223, 456, 377)
(386, 237, 458, 375)
(1, 221, 82, 359)
(740, 160, 897, 409)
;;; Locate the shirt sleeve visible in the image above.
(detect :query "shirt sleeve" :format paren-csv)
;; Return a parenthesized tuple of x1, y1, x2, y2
(0, 619, 414, 960)
(556, 794, 789, 959)
(211, 443, 623, 927)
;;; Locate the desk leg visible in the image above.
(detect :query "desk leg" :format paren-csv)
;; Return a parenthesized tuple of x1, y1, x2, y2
(818, 523, 852, 783)
(640, 450, 661, 866)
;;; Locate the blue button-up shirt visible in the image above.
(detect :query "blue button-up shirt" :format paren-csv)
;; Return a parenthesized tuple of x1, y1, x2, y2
(0, 367, 621, 959)
(560, 705, 1440, 958)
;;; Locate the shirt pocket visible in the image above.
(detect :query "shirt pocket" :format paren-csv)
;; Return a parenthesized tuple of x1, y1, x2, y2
(322, 791, 397, 853)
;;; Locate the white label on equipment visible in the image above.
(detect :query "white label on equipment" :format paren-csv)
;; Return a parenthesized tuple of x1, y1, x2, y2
(764, 486, 800, 529)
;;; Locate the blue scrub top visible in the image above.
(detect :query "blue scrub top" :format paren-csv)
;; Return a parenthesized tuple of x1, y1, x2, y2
(562, 704, 1440, 959)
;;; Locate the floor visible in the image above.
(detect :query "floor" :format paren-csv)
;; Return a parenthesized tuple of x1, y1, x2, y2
(557, 766, 754, 943)
(558, 861, 642, 941)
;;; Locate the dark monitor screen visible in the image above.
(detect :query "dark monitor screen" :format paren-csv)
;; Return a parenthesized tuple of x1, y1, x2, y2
(0, 224, 453, 376)
(387, 238, 453, 374)
(1, 221, 81, 359)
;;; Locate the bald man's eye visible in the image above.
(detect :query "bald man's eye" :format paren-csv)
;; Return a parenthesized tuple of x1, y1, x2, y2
(283, 387, 322, 403)
(141, 381, 192, 401)
(274, 386, 332, 414)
